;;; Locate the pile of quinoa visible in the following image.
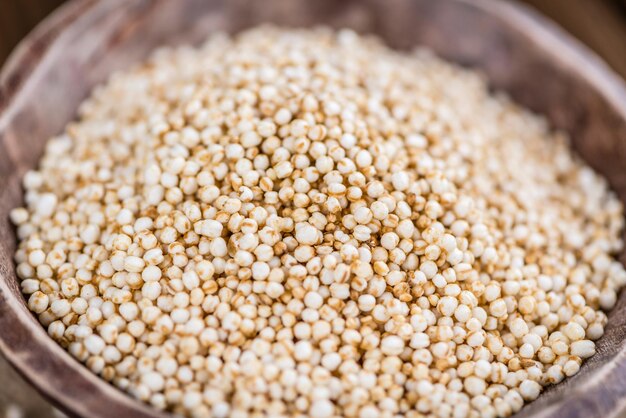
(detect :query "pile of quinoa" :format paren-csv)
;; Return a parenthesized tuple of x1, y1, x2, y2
(10, 27, 626, 418)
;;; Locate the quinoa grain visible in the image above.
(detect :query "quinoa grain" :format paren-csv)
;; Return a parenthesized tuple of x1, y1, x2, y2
(10, 27, 626, 417)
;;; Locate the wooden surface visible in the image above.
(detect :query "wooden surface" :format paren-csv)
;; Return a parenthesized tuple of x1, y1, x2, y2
(0, 0, 66, 66)
(0, 1, 625, 418)
(523, 0, 626, 78)
(4, 0, 625, 78)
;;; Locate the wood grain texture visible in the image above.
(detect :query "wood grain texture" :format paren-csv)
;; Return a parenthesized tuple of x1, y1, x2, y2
(0, 1, 625, 418)
(0, 0, 67, 66)
(0, 354, 61, 418)
(522, 0, 626, 79)
(2, 0, 626, 77)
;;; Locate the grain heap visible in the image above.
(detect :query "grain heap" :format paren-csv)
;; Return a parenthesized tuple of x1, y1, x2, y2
(10, 27, 626, 417)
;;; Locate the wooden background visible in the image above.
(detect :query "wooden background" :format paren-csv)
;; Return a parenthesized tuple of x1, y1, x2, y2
(0, 1, 625, 418)
(1, 0, 626, 77)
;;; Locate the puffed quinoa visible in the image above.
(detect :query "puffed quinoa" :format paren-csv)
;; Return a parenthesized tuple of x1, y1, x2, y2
(10, 27, 626, 418)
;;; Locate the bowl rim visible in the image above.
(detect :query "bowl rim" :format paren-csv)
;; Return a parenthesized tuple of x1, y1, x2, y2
(0, 1, 625, 418)
(0, 3, 175, 417)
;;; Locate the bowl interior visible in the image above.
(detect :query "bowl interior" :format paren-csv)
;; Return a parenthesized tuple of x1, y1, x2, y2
(1, 0, 626, 417)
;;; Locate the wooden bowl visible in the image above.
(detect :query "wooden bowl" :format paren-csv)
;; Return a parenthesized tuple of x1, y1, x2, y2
(1, 0, 625, 417)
